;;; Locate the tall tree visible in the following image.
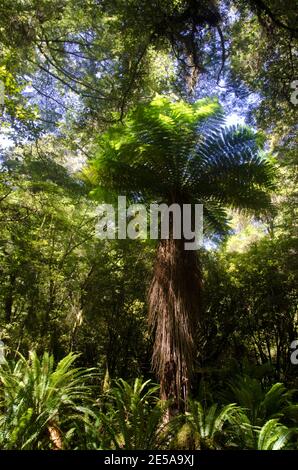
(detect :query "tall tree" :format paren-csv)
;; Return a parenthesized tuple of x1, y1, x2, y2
(87, 95, 275, 412)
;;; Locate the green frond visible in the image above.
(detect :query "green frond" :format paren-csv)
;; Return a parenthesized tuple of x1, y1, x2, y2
(257, 419, 292, 450)
(0, 351, 97, 449)
(222, 375, 290, 427)
(185, 400, 241, 449)
(89, 96, 275, 237)
(98, 378, 169, 450)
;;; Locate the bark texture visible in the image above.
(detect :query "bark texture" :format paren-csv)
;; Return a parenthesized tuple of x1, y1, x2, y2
(148, 237, 201, 413)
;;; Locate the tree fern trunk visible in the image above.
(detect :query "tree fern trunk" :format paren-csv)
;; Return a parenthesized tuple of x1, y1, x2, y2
(148, 237, 201, 415)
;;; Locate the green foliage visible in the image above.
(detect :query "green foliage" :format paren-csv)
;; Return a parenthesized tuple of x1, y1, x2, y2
(181, 401, 241, 449)
(98, 378, 169, 450)
(0, 352, 297, 450)
(88, 95, 275, 237)
(222, 376, 291, 426)
(230, 0, 297, 132)
(200, 234, 298, 385)
(257, 419, 292, 450)
(0, 140, 95, 354)
(0, 0, 297, 452)
(0, 351, 96, 449)
(231, 413, 293, 450)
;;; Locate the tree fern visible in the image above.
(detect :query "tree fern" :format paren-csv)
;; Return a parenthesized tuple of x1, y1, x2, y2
(86, 95, 275, 410)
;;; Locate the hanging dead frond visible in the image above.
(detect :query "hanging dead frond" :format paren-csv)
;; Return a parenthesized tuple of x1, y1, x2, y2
(148, 237, 201, 414)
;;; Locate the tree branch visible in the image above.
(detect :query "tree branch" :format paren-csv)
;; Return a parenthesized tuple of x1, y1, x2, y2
(251, 0, 298, 35)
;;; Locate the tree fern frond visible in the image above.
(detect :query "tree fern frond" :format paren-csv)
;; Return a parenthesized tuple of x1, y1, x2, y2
(89, 97, 275, 238)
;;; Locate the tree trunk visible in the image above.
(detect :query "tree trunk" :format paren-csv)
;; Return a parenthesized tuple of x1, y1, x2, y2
(148, 237, 201, 415)
(47, 421, 63, 450)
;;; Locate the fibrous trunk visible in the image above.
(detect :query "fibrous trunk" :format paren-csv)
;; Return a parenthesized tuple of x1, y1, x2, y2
(148, 237, 201, 414)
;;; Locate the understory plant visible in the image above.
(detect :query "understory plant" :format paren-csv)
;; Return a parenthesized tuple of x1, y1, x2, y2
(0, 351, 96, 449)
